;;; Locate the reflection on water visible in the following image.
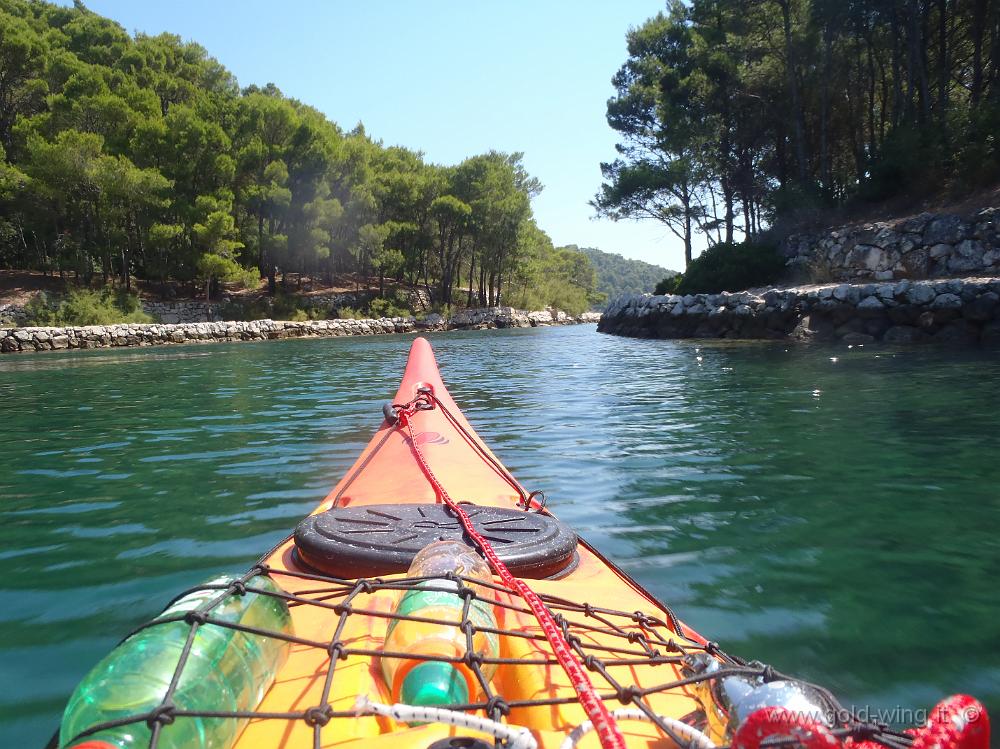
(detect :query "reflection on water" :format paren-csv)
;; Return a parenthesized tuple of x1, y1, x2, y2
(2, 327, 998, 743)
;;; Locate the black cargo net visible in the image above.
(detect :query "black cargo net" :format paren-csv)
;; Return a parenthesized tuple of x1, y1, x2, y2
(57, 560, 918, 749)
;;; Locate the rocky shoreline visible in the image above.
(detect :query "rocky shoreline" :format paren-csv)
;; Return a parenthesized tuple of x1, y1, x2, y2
(1, 307, 600, 354)
(598, 277, 1000, 345)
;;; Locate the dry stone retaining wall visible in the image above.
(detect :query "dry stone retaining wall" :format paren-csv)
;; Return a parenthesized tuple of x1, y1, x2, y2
(0, 307, 600, 354)
(783, 208, 1000, 282)
(142, 301, 219, 323)
(598, 278, 1000, 345)
(0, 303, 26, 326)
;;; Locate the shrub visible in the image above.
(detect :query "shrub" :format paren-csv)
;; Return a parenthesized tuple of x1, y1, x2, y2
(428, 303, 456, 320)
(653, 275, 683, 295)
(368, 296, 412, 318)
(271, 293, 326, 321)
(25, 288, 154, 326)
(334, 306, 366, 320)
(675, 241, 786, 294)
(23, 292, 56, 324)
(218, 297, 269, 321)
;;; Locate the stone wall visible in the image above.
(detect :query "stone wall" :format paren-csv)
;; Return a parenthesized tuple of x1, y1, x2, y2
(1, 307, 600, 354)
(0, 303, 27, 326)
(598, 278, 1000, 345)
(782, 208, 1000, 282)
(142, 300, 220, 323)
(0, 318, 418, 353)
(446, 306, 600, 329)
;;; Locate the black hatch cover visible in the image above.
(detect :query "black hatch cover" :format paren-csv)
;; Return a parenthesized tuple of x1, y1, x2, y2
(294, 503, 578, 579)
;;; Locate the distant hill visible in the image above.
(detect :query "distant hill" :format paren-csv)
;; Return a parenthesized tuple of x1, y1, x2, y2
(567, 246, 677, 306)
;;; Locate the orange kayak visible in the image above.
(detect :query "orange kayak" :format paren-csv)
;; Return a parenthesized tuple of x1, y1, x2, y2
(60, 337, 991, 749)
(235, 336, 710, 749)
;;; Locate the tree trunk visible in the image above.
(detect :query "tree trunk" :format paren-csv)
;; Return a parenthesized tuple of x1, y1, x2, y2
(777, 0, 808, 183)
(467, 250, 475, 308)
(722, 177, 735, 245)
(867, 28, 878, 156)
(936, 0, 948, 120)
(257, 215, 265, 274)
(990, 0, 1000, 102)
(890, 2, 905, 125)
(682, 181, 693, 268)
(906, 0, 929, 122)
(820, 22, 833, 194)
(972, 0, 987, 105)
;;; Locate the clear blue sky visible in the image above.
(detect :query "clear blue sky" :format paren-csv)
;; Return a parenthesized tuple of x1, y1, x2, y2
(69, 0, 683, 271)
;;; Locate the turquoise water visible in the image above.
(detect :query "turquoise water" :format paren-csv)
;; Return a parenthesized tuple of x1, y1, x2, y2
(2, 326, 999, 744)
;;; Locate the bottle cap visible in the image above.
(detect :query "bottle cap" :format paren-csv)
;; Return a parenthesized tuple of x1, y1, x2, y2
(400, 662, 470, 706)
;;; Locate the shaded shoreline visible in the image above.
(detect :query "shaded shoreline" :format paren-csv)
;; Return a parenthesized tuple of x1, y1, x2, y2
(1, 308, 600, 354)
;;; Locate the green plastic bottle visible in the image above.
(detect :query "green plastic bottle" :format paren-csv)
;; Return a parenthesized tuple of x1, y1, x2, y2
(59, 575, 293, 749)
(381, 541, 499, 709)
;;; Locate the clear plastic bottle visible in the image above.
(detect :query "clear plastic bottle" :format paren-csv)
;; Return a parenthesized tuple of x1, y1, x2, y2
(381, 540, 499, 708)
(59, 575, 293, 749)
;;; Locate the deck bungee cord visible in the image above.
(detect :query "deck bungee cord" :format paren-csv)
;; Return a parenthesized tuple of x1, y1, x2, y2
(391, 389, 628, 749)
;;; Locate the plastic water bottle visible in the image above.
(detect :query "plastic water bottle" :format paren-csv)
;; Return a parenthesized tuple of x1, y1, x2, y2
(381, 540, 499, 708)
(59, 575, 293, 749)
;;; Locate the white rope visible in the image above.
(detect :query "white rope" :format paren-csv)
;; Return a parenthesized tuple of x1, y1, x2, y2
(559, 708, 717, 749)
(354, 696, 538, 749)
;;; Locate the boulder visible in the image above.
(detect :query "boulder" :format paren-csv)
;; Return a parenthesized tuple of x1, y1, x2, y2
(900, 247, 930, 277)
(947, 239, 986, 272)
(905, 284, 937, 305)
(924, 215, 965, 244)
(930, 293, 963, 309)
(832, 284, 855, 302)
(857, 296, 886, 315)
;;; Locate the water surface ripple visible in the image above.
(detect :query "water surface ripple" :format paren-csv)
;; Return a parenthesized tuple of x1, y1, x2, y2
(2, 326, 998, 743)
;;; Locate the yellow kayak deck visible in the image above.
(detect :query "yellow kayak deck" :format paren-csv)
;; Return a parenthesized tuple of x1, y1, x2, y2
(235, 540, 709, 749)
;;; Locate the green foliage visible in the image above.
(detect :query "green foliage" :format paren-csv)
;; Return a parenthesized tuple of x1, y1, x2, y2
(218, 297, 269, 322)
(507, 232, 602, 316)
(333, 306, 365, 320)
(575, 246, 677, 301)
(653, 275, 683, 295)
(0, 0, 555, 310)
(24, 287, 154, 326)
(599, 0, 1000, 256)
(221, 292, 332, 321)
(270, 293, 327, 320)
(367, 296, 411, 318)
(428, 302, 456, 320)
(675, 241, 785, 295)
